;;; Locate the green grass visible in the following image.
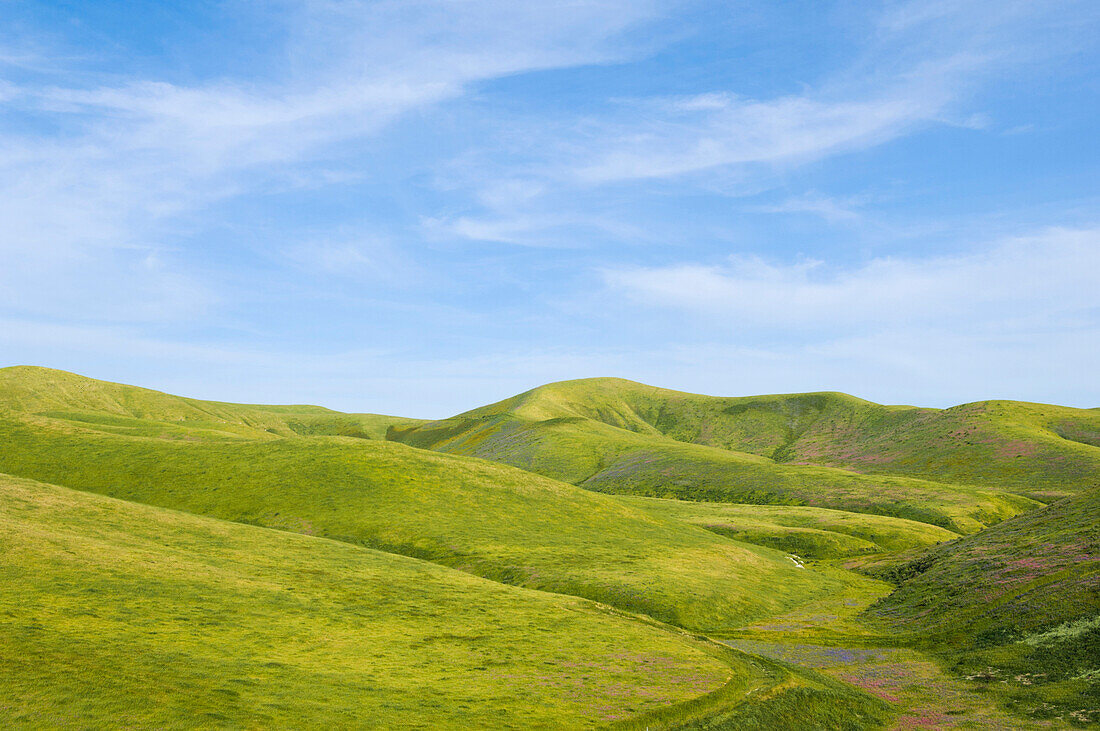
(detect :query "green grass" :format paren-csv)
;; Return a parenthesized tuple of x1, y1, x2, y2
(392, 410, 1037, 534)
(4, 365, 1096, 728)
(389, 378, 1046, 533)
(616, 496, 960, 560)
(0, 413, 861, 636)
(394, 377, 1100, 503)
(723, 641, 1047, 730)
(578, 445, 1035, 535)
(0, 365, 422, 442)
(866, 489, 1100, 725)
(1, 473, 749, 728)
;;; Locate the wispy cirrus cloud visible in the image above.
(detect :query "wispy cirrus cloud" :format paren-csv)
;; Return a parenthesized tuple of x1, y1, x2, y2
(435, 0, 1099, 249)
(752, 193, 866, 224)
(571, 89, 946, 185)
(0, 0, 661, 321)
(564, 0, 1087, 187)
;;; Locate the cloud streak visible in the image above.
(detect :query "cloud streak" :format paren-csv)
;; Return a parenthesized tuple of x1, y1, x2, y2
(604, 227, 1100, 333)
(434, 0, 1098, 250)
(0, 0, 659, 321)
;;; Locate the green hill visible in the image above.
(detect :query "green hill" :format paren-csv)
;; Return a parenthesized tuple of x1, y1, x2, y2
(0, 367, 858, 635)
(393, 378, 1100, 503)
(0, 365, 423, 441)
(618, 496, 960, 561)
(4, 365, 1094, 728)
(867, 489, 1100, 725)
(0, 473, 743, 728)
(389, 379, 1041, 533)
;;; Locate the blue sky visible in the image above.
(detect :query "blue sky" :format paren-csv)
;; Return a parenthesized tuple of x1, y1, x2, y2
(2, 0, 1099, 417)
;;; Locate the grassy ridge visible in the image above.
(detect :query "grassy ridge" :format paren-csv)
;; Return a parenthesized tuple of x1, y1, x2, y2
(0, 473, 744, 728)
(392, 403, 1037, 534)
(579, 446, 1035, 535)
(395, 377, 1100, 502)
(616, 496, 960, 560)
(0, 410, 857, 634)
(4, 366, 1093, 727)
(0, 365, 422, 441)
(867, 489, 1100, 725)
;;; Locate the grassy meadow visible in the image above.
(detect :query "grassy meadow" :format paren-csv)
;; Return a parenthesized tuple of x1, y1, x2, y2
(0, 370, 866, 636)
(2, 366, 1098, 728)
(867, 489, 1100, 725)
(1, 474, 741, 728)
(391, 381, 1040, 534)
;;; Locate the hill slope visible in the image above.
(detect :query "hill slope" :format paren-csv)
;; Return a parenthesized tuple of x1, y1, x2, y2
(393, 378, 1100, 502)
(0, 365, 422, 441)
(618, 496, 960, 561)
(1, 473, 897, 729)
(390, 379, 1042, 533)
(0, 368, 858, 634)
(0, 473, 740, 728)
(868, 489, 1100, 724)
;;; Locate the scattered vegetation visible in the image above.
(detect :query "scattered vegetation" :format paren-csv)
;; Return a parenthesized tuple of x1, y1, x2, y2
(868, 489, 1100, 725)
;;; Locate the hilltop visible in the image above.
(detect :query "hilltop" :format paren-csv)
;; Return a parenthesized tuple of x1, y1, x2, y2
(3, 365, 1097, 728)
(392, 377, 1100, 501)
(0, 366, 861, 634)
(389, 377, 1060, 533)
(0, 365, 423, 441)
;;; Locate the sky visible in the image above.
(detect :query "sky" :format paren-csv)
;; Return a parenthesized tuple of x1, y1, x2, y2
(1, 0, 1099, 417)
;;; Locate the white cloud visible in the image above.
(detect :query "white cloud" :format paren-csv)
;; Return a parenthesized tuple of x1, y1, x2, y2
(425, 212, 648, 248)
(501, 0, 1096, 195)
(0, 0, 660, 323)
(572, 90, 943, 184)
(753, 193, 866, 224)
(604, 227, 1100, 333)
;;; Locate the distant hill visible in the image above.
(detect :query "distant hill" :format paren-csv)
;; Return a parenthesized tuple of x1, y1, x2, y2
(391, 377, 1100, 502)
(389, 378, 1079, 532)
(0, 366, 859, 634)
(0, 365, 423, 441)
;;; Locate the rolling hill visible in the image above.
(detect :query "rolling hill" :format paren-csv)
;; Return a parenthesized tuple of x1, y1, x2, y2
(389, 378, 1048, 533)
(391, 377, 1100, 503)
(0, 473, 747, 728)
(4, 365, 1097, 728)
(618, 496, 960, 561)
(0, 367, 859, 635)
(0, 365, 423, 442)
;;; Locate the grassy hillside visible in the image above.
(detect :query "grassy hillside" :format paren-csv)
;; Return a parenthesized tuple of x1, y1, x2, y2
(618, 496, 960, 560)
(394, 377, 1100, 502)
(0, 370, 864, 634)
(0, 473, 744, 728)
(867, 489, 1100, 725)
(0, 365, 422, 442)
(391, 385, 1038, 534)
(5, 365, 1092, 727)
(578, 444, 1035, 535)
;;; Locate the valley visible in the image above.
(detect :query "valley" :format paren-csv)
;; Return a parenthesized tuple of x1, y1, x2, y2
(1, 367, 1097, 728)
